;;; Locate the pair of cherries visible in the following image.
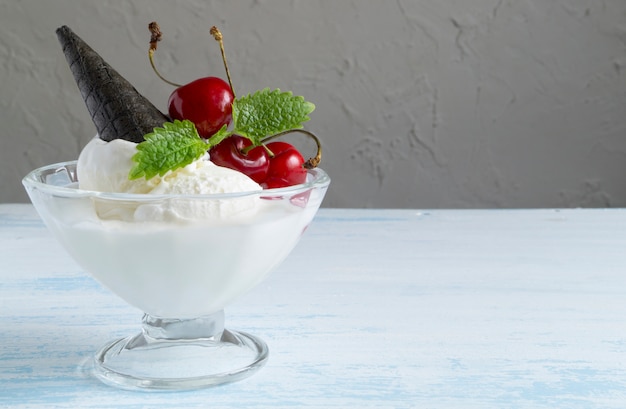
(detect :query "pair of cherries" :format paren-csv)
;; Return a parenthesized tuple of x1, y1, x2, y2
(167, 76, 307, 188)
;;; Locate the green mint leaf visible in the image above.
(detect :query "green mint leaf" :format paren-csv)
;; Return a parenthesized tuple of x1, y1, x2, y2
(129, 120, 208, 180)
(232, 88, 315, 145)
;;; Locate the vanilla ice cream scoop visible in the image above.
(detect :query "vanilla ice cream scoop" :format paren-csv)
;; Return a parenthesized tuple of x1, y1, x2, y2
(77, 137, 155, 193)
(77, 137, 262, 222)
(134, 160, 263, 222)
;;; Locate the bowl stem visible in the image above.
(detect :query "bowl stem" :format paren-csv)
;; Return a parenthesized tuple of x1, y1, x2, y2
(92, 310, 269, 390)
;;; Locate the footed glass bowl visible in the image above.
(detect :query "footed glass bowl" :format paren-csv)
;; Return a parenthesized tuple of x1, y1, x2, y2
(23, 161, 329, 390)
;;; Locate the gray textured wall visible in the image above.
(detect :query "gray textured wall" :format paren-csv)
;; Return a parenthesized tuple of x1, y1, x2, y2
(2, 0, 626, 208)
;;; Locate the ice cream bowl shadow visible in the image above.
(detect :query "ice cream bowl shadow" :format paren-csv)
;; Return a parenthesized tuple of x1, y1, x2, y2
(22, 160, 330, 391)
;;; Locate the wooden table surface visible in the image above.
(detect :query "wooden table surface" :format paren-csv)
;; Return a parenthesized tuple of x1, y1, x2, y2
(2, 204, 626, 408)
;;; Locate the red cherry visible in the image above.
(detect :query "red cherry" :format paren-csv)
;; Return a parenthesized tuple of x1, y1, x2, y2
(209, 136, 270, 184)
(261, 141, 307, 189)
(168, 77, 234, 138)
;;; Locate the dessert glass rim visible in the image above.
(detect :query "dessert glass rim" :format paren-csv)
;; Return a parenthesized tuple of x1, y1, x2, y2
(23, 160, 330, 201)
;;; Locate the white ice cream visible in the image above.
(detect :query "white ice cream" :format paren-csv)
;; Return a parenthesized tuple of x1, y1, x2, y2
(77, 137, 155, 194)
(77, 137, 263, 222)
(31, 137, 325, 318)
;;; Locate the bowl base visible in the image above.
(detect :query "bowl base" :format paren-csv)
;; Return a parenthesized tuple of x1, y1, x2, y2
(92, 312, 269, 391)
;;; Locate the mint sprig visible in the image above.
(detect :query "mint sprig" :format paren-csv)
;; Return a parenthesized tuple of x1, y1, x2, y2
(233, 88, 315, 145)
(129, 120, 208, 180)
(129, 89, 315, 180)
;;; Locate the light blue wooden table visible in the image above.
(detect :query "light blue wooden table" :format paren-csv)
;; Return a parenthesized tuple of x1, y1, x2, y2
(2, 204, 626, 408)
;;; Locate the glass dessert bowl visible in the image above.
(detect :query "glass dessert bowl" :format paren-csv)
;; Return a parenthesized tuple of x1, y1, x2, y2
(23, 160, 329, 391)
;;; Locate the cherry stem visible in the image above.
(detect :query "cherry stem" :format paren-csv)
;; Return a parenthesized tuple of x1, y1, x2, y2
(258, 129, 322, 169)
(210, 26, 236, 99)
(241, 140, 266, 156)
(148, 22, 183, 87)
(261, 144, 275, 157)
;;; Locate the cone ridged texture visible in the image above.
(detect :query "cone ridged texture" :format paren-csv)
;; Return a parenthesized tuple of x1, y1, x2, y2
(56, 25, 169, 143)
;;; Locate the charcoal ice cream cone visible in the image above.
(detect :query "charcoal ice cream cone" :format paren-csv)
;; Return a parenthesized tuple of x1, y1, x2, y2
(56, 25, 169, 144)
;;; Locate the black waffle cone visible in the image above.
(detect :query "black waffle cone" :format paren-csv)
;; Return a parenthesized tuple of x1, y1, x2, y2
(56, 25, 169, 143)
